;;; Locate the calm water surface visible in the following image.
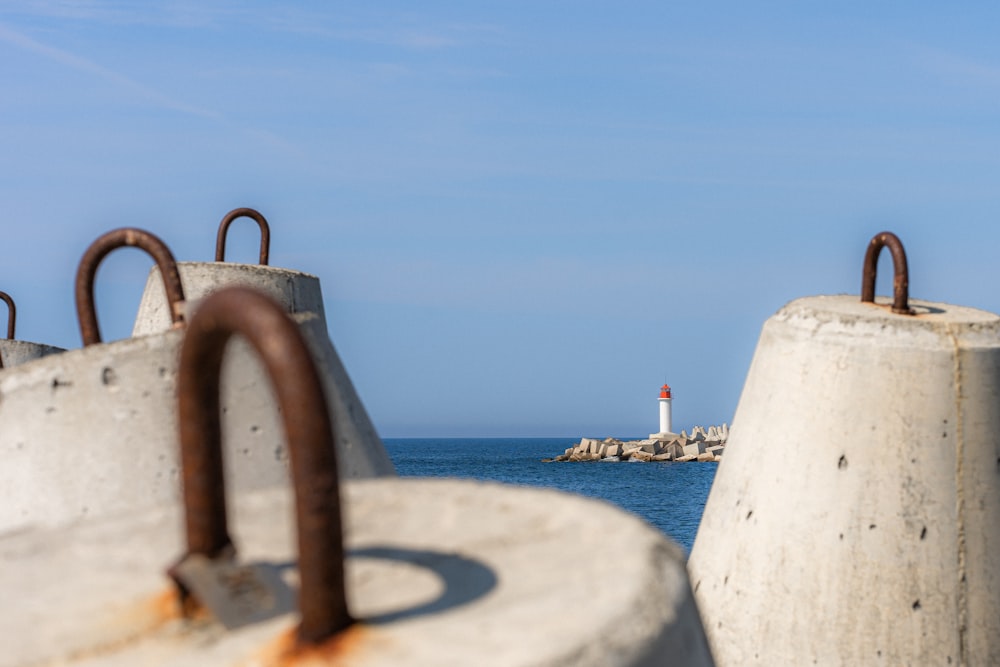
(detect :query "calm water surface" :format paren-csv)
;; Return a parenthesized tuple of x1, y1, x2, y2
(384, 437, 717, 553)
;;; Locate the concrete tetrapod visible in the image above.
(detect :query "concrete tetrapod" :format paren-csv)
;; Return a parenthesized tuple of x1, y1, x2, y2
(0, 311, 390, 532)
(1, 480, 716, 667)
(131, 209, 391, 480)
(0, 228, 391, 532)
(2, 287, 715, 667)
(688, 293, 1000, 665)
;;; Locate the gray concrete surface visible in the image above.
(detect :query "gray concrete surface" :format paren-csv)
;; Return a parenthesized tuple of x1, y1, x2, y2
(688, 295, 1000, 665)
(1, 478, 715, 666)
(132, 262, 326, 336)
(0, 339, 63, 367)
(0, 310, 394, 533)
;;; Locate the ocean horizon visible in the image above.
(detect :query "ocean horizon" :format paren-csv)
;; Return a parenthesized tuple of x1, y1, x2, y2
(383, 437, 718, 553)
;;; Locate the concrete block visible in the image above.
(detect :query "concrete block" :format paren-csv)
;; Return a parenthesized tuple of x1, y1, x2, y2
(683, 442, 707, 457)
(605, 444, 622, 457)
(697, 452, 716, 462)
(707, 445, 724, 457)
(0, 312, 395, 533)
(652, 453, 672, 462)
(664, 442, 684, 460)
(0, 478, 716, 666)
(631, 450, 653, 462)
(675, 454, 697, 462)
(132, 262, 328, 337)
(690, 293, 1000, 665)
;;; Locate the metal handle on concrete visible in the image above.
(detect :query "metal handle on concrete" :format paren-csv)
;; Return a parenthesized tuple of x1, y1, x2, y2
(175, 286, 350, 643)
(215, 208, 270, 265)
(861, 231, 913, 315)
(0, 291, 13, 370)
(75, 228, 186, 346)
(0, 291, 14, 340)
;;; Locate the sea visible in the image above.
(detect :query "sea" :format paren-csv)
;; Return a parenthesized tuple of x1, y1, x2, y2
(383, 437, 718, 553)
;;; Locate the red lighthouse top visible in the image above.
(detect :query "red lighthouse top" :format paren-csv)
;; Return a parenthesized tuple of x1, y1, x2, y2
(659, 384, 671, 399)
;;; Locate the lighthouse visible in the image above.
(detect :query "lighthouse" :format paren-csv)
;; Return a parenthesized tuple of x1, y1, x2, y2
(658, 383, 673, 435)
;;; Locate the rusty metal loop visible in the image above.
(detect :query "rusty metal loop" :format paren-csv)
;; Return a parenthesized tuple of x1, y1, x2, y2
(215, 207, 270, 265)
(861, 231, 913, 315)
(0, 291, 14, 340)
(176, 286, 349, 643)
(75, 228, 186, 346)
(0, 291, 13, 370)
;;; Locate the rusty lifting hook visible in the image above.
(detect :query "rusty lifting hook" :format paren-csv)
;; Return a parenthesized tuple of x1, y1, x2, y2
(861, 231, 914, 315)
(215, 207, 271, 265)
(0, 291, 14, 370)
(174, 286, 351, 644)
(0, 291, 14, 341)
(75, 228, 187, 346)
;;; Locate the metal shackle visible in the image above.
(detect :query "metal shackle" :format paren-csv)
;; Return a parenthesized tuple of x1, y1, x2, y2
(861, 231, 913, 315)
(75, 228, 186, 346)
(215, 207, 271, 265)
(175, 286, 350, 644)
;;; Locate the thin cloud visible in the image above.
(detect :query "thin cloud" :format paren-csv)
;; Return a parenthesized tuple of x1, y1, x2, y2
(0, 20, 222, 119)
(0, 1, 234, 28)
(916, 45, 1000, 90)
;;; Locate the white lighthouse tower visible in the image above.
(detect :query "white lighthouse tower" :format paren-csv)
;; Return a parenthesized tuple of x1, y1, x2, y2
(658, 383, 673, 435)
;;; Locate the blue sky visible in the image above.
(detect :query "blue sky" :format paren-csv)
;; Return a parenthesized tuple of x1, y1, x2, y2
(2, 2, 1000, 437)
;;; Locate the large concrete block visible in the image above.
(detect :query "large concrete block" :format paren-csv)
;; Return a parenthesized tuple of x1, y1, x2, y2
(690, 294, 1000, 665)
(664, 442, 685, 460)
(0, 479, 715, 666)
(0, 312, 394, 533)
(682, 442, 707, 457)
(132, 262, 327, 336)
(130, 261, 392, 480)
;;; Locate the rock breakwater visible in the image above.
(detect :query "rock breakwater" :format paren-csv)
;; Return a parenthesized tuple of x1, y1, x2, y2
(545, 424, 728, 463)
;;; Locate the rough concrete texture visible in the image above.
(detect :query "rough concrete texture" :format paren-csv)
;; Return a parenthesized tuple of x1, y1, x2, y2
(688, 295, 1000, 665)
(132, 260, 390, 478)
(1, 478, 715, 667)
(132, 262, 326, 336)
(0, 339, 63, 367)
(0, 311, 394, 533)
(682, 443, 706, 457)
